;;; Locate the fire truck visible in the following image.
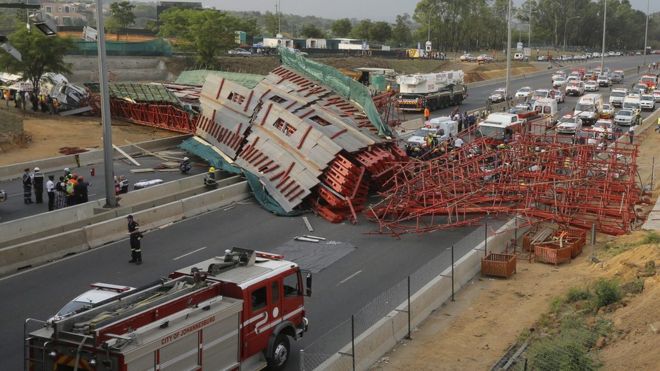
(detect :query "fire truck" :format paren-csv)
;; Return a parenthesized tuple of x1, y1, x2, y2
(25, 248, 311, 371)
(396, 70, 467, 112)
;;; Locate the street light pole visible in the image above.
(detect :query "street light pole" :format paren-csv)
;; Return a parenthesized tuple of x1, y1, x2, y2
(643, 0, 649, 67)
(505, 0, 513, 103)
(528, 2, 532, 48)
(600, 0, 607, 72)
(95, 0, 117, 208)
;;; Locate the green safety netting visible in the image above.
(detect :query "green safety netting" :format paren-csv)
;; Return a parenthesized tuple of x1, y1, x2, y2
(243, 171, 303, 217)
(179, 138, 241, 175)
(278, 47, 392, 137)
(70, 39, 173, 57)
(175, 70, 265, 88)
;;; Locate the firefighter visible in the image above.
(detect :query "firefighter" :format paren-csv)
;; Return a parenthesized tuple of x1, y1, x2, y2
(204, 166, 217, 186)
(22, 168, 32, 204)
(127, 215, 143, 264)
(32, 167, 44, 204)
(423, 106, 430, 122)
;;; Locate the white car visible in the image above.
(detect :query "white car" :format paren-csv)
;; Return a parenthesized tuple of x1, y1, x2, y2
(597, 74, 611, 87)
(228, 48, 252, 56)
(614, 109, 636, 126)
(556, 115, 582, 134)
(653, 89, 660, 103)
(609, 88, 628, 107)
(49, 283, 135, 323)
(533, 89, 550, 100)
(593, 119, 615, 139)
(552, 78, 567, 89)
(460, 53, 476, 62)
(640, 94, 656, 111)
(566, 82, 585, 96)
(515, 86, 533, 99)
(585, 81, 600, 92)
(489, 88, 507, 103)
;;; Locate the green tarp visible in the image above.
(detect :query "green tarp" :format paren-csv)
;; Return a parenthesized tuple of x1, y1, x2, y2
(278, 47, 392, 137)
(179, 138, 241, 175)
(243, 171, 303, 217)
(175, 70, 265, 88)
(70, 39, 172, 57)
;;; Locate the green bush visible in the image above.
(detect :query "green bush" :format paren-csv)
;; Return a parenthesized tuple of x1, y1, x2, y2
(643, 231, 660, 244)
(592, 279, 622, 309)
(528, 334, 596, 371)
(566, 287, 592, 303)
(621, 279, 644, 295)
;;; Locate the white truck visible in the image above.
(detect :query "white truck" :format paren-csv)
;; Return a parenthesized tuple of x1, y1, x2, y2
(396, 71, 467, 111)
(406, 116, 458, 147)
(477, 113, 525, 144)
(25, 248, 311, 371)
(574, 94, 603, 126)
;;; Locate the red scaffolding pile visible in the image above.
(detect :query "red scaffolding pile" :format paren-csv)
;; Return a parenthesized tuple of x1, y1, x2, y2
(368, 123, 645, 237)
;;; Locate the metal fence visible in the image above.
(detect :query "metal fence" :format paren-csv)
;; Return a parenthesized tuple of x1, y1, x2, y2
(299, 220, 505, 370)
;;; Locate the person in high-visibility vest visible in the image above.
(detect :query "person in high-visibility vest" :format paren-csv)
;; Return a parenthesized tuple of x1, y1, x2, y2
(424, 106, 430, 122)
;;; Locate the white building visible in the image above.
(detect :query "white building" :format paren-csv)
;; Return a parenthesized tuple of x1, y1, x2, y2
(305, 38, 326, 49)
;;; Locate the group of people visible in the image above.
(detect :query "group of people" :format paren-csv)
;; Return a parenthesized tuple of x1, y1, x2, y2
(2, 89, 61, 114)
(22, 167, 89, 211)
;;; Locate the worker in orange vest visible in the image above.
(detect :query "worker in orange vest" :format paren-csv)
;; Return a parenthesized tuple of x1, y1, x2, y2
(424, 106, 430, 122)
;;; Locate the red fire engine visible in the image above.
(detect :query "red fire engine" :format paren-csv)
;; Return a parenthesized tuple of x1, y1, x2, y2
(25, 248, 311, 371)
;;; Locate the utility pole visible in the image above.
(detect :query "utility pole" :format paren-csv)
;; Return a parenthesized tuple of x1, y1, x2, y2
(505, 0, 513, 102)
(277, 0, 281, 35)
(643, 0, 649, 67)
(600, 0, 607, 72)
(95, 0, 117, 208)
(528, 2, 532, 48)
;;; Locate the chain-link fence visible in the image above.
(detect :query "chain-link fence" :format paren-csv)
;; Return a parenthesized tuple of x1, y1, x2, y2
(299, 220, 510, 370)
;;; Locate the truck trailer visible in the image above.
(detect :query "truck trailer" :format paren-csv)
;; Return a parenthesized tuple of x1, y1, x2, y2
(25, 248, 311, 371)
(396, 71, 467, 112)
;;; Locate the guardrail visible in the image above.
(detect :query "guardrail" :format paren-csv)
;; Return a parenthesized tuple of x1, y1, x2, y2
(0, 179, 250, 277)
(0, 135, 191, 182)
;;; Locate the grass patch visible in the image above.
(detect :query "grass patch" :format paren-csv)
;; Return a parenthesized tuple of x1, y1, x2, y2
(621, 279, 645, 295)
(566, 287, 592, 303)
(592, 278, 622, 309)
(643, 231, 660, 244)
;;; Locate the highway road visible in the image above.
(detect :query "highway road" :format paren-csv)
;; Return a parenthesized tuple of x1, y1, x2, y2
(0, 155, 205, 223)
(0, 55, 658, 370)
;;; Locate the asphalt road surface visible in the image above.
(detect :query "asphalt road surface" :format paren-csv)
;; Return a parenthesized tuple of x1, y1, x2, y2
(0, 155, 205, 223)
(1, 54, 658, 370)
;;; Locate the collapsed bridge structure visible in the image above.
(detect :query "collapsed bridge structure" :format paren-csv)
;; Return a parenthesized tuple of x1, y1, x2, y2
(368, 123, 646, 237)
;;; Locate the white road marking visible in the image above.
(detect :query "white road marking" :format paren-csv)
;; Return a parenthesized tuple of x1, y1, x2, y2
(173, 246, 207, 261)
(338, 270, 362, 285)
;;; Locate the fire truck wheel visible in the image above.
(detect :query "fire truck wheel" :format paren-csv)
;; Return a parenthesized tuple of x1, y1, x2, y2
(267, 333, 290, 370)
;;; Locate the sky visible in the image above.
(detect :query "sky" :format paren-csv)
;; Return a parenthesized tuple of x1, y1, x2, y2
(203, 0, 660, 21)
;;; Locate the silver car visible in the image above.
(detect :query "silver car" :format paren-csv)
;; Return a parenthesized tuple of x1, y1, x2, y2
(556, 115, 582, 134)
(614, 109, 635, 126)
(640, 94, 656, 111)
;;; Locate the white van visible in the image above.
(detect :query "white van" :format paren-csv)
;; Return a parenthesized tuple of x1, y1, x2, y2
(533, 98, 559, 125)
(574, 94, 603, 125)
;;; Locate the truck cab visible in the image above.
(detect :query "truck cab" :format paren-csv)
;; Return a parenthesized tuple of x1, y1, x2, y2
(478, 113, 524, 144)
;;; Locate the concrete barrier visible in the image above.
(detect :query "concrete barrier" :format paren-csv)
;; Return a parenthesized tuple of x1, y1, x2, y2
(318, 218, 524, 371)
(0, 180, 251, 276)
(0, 229, 89, 275)
(0, 135, 190, 181)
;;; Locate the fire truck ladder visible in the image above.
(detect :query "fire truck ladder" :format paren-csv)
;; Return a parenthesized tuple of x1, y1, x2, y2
(24, 318, 48, 371)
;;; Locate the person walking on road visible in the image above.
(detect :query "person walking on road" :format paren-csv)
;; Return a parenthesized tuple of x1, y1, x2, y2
(46, 175, 55, 211)
(32, 167, 44, 204)
(55, 176, 66, 209)
(127, 215, 143, 265)
(629, 126, 635, 145)
(423, 106, 431, 122)
(22, 168, 32, 204)
(75, 176, 89, 204)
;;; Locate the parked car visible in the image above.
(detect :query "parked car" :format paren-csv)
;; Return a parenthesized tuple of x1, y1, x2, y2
(597, 74, 611, 87)
(537, 55, 549, 61)
(488, 88, 507, 103)
(515, 86, 533, 99)
(566, 81, 586, 96)
(640, 94, 656, 111)
(600, 103, 614, 119)
(228, 48, 252, 56)
(653, 89, 660, 103)
(460, 53, 476, 62)
(585, 80, 600, 92)
(551, 89, 565, 103)
(614, 109, 636, 126)
(477, 54, 494, 63)
(611, 70, 624, 83)
(552, 77, 567, 89)
(609, 88, 628, 107)
(556, 114, 582, 134)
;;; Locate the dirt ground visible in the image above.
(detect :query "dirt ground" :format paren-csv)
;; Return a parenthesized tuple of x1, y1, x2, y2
(0, 107, 176, 166)
(374, 120, 660, 371)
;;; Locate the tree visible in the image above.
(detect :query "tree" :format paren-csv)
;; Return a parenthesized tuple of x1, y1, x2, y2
(391, 14, 413, 47)
(301, 23, 324, 38)
(159, 9, 249, 66)
(331, 18, 352, 37)
(369, 21, 392, 43)
(0, 26, 73, 97)
(107, 1, 136, 41)
(264, 11, 286, 36)
(351, 19, 372, 40)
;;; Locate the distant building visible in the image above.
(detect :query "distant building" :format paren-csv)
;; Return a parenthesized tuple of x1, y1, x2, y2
(305, 38, 326, 49)
(156, 1, 202, 19)
(41, 2, 88, 27)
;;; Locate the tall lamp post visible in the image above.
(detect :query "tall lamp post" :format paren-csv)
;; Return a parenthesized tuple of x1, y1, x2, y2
(505, 0, 513, 103)
(600, 0, 607, 72)
(95, 0, 117, 208)
(643, 0, 649, 68)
